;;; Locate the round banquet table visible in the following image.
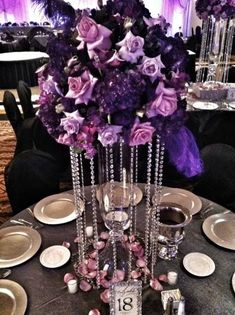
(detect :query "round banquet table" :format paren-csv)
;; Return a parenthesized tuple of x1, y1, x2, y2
(0, 51, 49, 89)
(1, 186, 235, 315)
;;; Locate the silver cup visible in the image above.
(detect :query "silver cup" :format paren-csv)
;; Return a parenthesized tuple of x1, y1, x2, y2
(156, 203, 192, 260)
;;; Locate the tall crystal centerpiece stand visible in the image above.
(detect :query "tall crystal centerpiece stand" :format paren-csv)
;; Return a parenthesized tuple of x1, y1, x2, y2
(197, 16, 235, 84)
(70, 136, 165, 286)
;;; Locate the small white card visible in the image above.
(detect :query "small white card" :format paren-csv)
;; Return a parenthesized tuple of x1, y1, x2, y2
(110, 280, 142, 315)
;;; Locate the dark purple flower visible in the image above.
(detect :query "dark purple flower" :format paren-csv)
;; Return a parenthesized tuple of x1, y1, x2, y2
(106, 0, 150, 19)
(94, 69, 145, 114)
(196, 0, 235, 19)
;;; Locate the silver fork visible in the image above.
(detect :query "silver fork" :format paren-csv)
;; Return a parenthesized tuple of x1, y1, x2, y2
(199, 202, 214, 219)
(25, 208, 44, 228)
(10, 219, 41, 230)
(0, 269, 11, 279)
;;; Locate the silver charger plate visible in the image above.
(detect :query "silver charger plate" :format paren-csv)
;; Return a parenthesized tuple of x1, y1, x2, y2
(0, 226, 41, 268)
(0, 279, 27, 315)
(152, 187, 202, 215)
(34, 192, 84, 225)
(202, 213, 235, 250)
(232, 272, 235, 294)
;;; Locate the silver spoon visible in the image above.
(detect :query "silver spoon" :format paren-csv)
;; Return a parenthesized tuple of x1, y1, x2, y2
(0, 269, 11, 279)
(10, 219, 26, 226)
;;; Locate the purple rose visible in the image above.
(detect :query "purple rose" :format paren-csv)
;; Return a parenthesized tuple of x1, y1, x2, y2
(66, 70, 97, 105)
(147, 82, 177, 118)
(98, 125, 122, 147)
(117, 31, 144, 64)
(76, 16, 112, 56)
(60, 110, 84, 135)
(139, 56, 165, 82)
(129, 120, 155, 146)
(57, 133, 75, 146)
(42, 75, 57, 94)
(143, 15, 168, 30)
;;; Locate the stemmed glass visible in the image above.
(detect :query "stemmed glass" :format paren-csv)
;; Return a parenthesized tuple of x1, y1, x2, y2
(97, 140, 133, 278)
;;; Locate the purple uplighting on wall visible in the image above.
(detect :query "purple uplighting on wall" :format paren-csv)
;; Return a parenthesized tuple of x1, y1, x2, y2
(0, 0, 193, 36)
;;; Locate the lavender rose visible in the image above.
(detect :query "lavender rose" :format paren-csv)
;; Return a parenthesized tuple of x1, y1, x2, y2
(129, 120, 155, 146)
(139, 56, 165, 82)
(117, 31, 144, 64)
(60, 110, 84, 135)
(66, 70, 98, 105)
(98, 125, 122, 147)
(42, 75, 57, 94)
(147, 82, 178, 118)
(57, 133, 75, 146)
(76, 16, 112, 56)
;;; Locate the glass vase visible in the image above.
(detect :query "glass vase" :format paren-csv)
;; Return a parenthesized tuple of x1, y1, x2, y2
(206, 17, 226, 83)
(97, 140, 134, 278)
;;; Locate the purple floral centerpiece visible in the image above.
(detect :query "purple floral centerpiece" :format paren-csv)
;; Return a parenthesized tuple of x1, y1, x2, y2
(36, 0, 202, 177)
(33, 1, 204, 308)
(196, 0, 235, 20)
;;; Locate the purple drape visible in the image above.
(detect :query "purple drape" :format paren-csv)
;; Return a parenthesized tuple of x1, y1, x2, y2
(0, 0, 30, 23)
(161, 0, 193, 36)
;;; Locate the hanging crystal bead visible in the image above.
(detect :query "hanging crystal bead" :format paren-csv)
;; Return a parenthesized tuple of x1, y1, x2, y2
(70, 147, 85, 263)
(144, 141, 152, 283)
(90, 157, 100, 288)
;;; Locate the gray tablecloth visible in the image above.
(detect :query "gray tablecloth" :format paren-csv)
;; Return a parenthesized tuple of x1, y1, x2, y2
(1, 187, 235, 315)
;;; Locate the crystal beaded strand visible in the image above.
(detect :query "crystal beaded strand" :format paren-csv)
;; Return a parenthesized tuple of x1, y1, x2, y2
(223, 18, 234, 83)
(109, 145, 117, 273)
(119, 138, 123, 181)
(151, 136, 165, 276)
(90, 157, 100, 288)
(144, 141, 152, 283)
(128, 146, 135, 279)
(134, 145, 138, 235)
(79, 152, 87, 247)
(196, 19, 209, 82)
(214, 19, 227, 82)
(70, 147, 85, 262)
(150, 137, 160, 277)
(105, 146, 109, 182)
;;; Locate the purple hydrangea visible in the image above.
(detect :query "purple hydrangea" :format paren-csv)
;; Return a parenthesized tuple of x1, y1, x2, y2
(196, 0, 235, 19)
(106, 0, 150, 19)
(94, 69, 145, 114)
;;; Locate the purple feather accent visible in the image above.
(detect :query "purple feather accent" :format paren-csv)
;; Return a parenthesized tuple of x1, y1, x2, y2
(165, 126, 203, 178)
(31, 0, 76, 27)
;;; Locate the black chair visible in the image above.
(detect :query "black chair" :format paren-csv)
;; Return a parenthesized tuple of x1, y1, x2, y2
(4, 149, 60, 214)
(17, 80, 35, 119)
(3, 90, 36, 155)
(3, 83, 71, 213)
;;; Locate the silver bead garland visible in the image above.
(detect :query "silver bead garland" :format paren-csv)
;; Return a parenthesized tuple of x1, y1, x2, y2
(70, 147, 85, 262)
(151, 136, 165, 277)
(109, 145, 117, 274)
(90, 157, 100, 288)
(128, 146, 135, 279)
(144, 141, 152, 283)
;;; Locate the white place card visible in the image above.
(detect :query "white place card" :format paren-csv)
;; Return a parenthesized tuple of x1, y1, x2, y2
(110, 280, 142, 315)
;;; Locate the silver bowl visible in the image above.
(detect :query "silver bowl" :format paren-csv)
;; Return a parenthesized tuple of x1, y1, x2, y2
(156, 203, 192, 260)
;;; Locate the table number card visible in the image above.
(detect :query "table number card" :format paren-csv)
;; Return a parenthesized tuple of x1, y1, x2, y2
(110, 280, 142, 315)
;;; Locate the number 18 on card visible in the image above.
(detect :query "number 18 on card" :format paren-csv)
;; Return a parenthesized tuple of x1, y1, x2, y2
(110, 281, 142, 315)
